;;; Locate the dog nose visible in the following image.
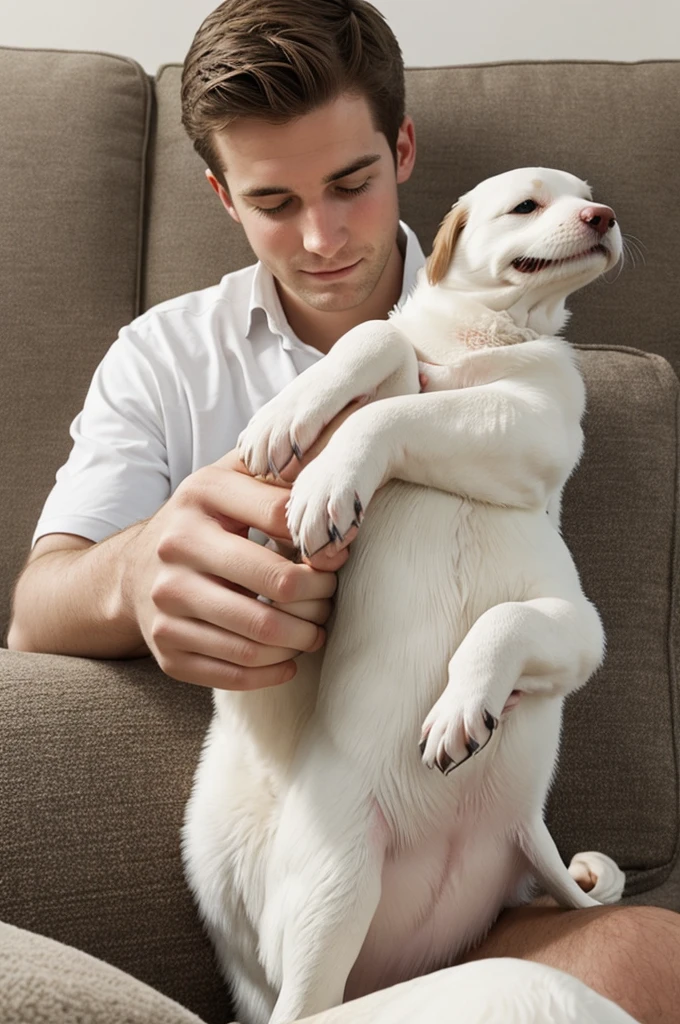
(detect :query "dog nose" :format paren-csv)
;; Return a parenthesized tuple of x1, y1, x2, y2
(580, 204, 617, 236)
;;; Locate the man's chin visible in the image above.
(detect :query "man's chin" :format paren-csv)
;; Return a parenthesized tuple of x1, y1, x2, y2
(292, 283, 376, 313)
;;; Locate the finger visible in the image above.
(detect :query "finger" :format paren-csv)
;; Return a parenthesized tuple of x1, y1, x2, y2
(164, 520, 339, 603)
(193, 453, 293, 540)
(162, 615, 302, 668)
(154, 574, 327, 653)
(165, 649, 299, 691)
(271, 598, 333, 625)
(303, 543, 351, 572)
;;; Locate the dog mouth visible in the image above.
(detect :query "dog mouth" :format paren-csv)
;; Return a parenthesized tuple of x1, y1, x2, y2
(511, 243, 608, 274)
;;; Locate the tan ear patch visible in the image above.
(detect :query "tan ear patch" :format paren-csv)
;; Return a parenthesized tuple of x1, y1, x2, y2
(426, 202, 468, 286)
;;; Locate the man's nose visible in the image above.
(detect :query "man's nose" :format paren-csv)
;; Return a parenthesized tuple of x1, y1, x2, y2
(301, 206, 347, 257)
(580, 204, 617, 237)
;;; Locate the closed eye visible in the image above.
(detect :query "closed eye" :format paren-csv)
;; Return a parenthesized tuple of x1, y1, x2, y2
(252, 180, 372, 218)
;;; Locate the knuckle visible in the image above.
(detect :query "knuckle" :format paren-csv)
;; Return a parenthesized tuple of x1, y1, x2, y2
(155, 531, 185, 563)
(258, 492, 289, 535)
(149, 570, 182, 609)
(149, 613, 176, 648)
(266, 563, 301, 604)
(250, 611, 283, 648)
(222, 664, 250, 689)
(174, 467, 211, 507)
(230, 637, 261, 667)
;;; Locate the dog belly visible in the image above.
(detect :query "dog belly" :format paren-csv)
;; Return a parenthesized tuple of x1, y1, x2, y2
(345, 822, 528, 1000)
(316, 482, 556, 788)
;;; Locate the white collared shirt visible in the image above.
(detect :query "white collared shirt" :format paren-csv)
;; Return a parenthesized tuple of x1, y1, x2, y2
(33, 222, 425, 546)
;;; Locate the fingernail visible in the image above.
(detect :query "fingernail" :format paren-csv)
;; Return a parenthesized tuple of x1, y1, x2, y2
(312, 627, 326, 650)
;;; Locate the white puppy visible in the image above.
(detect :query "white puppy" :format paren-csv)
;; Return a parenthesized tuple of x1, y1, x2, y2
(183, 167, 626, 1024)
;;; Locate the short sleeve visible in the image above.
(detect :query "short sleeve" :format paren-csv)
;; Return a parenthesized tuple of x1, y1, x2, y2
(32, 328, 172, 547)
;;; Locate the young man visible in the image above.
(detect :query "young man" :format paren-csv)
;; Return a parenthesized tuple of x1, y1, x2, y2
(7, 1, 680, 1018)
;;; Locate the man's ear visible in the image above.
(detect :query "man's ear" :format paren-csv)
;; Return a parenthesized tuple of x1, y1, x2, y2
(426, 202, 467, 286)
(395, 115, 416, 186)
(205, 169, 241, 224)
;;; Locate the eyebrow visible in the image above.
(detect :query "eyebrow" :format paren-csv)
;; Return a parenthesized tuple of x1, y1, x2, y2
(238, 154, 382, 199)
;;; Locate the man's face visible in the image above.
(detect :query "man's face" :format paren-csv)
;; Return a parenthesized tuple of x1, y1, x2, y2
(208, 94, 415, 315)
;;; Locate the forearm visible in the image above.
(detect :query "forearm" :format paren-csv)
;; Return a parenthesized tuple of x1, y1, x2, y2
(6, 522, 150, 658)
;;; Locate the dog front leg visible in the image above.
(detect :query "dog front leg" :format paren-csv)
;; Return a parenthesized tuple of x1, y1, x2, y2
(238, 321, 419, 480)
(419, 595, 604, 773)
(263, 741, 387, 1024)
(285, 381, 581, 557)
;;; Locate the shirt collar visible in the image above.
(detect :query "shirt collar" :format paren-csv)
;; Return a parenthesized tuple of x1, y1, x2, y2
(245, 220, 426, 348)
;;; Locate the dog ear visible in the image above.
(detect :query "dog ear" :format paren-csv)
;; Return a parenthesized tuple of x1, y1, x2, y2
(426, 202, 467, 286)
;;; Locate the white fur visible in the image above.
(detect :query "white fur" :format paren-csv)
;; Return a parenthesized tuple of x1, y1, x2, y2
(183, 167, 626, 1024)
(292, 958, 640, 1023)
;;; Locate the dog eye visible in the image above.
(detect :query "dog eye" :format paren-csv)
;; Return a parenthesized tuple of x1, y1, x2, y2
(512, 200, 538, 214)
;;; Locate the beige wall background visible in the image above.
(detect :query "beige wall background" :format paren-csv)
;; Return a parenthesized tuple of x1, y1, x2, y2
(1, 0, 677, 71)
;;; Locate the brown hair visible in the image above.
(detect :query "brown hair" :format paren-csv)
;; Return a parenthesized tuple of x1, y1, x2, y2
(181, 0, 405, 188)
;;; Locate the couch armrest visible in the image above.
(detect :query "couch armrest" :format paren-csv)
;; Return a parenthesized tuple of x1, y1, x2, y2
(0, 650, 231, 1023)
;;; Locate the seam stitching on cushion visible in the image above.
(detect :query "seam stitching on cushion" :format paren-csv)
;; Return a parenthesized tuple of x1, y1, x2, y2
(626, 359, 680, 894)
(134, 73, 153, 317)
(652, 357, 680, 884)
(150, 58, 680, 79)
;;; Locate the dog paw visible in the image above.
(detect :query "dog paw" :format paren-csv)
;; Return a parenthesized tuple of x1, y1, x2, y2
(237, 380, 337, 479)
(286, 444, 383, 557)
(419, 693, 500, 774)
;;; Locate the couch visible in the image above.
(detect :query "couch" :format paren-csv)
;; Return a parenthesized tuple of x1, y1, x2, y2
(1, 46, 679, 1023)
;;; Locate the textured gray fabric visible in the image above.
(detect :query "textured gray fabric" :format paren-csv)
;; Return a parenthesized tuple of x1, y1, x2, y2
(0, 651, 231, 1024)
(547, 347, 680, 895)
(0, 921, 206, 1024)
(0, 48, 151, 641)
(142, 64, 256, 311)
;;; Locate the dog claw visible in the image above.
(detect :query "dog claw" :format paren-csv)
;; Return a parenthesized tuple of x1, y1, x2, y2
(353, 494, 363, 522)
(465, 736, 480, 757)
(328, 523, 344, 544)
(437, 750, 455, 774)
(267, 456, 280, 479)
(418, 738, 427, 756)
(483, 710, 499, 732)
(291, 439, 303, 461)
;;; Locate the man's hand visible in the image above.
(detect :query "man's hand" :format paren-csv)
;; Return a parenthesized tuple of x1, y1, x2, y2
(124, 449, 348, 691)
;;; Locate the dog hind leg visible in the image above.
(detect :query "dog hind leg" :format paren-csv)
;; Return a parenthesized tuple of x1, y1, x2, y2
(264, 739, 387, 1024)
(420, 595, 604, 771)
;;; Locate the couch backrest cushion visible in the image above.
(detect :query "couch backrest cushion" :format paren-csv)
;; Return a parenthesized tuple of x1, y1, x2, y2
(551, 346, 679, 896)
(146, 61, 680, 376)
(0, 48, 150, 637)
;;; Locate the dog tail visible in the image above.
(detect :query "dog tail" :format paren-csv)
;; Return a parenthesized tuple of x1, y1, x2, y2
(568, 851, 626, 904)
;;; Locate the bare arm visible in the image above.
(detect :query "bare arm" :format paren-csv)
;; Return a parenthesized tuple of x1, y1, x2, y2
(6, 528, 149, 658)
(7, 452, 347, 688)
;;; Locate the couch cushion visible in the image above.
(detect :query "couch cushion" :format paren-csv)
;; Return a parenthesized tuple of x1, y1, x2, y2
(0, 48, 150, 640)
(548, 346, 679, 896)
(145, 61, 680, 379)
(0, 652, 232, 1024)
(0, 920, 207, 1024)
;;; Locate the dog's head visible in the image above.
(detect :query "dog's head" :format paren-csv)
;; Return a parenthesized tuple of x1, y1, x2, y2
(425, 167, 622, 330)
